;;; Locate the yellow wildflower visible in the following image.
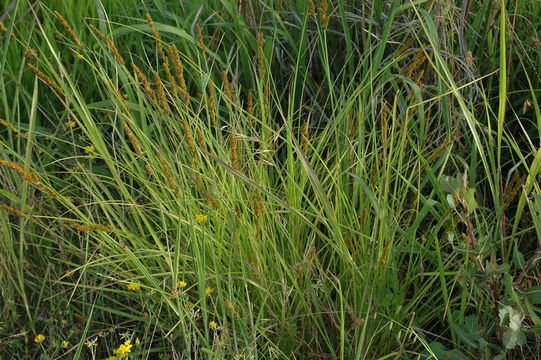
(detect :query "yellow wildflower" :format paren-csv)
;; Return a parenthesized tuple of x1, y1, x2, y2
(127, 283, 141, 291)
(114, 340, 133, 355)
(177, 280, 187, 288)
(85, 145, 95, 152)
(135, 337, 140, 345)
(106, 357, 118, 360)
(195, 214, 208, 223)
(205, 286, 213, 296)
(66, 120, 76, 127)
(62, 340, 69, 348)
(209, 321, 218, 329)
(34, 334, 45, 343)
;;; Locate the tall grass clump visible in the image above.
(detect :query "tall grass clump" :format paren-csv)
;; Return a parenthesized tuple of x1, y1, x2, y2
(1, 0, 541, 359)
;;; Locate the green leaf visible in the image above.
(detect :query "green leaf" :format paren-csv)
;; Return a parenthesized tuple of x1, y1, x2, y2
(452, 315, 486, 349)
(439, 174, 461, 194)
(499, 305, 521, 327)
(502, 329, 526, 349)
(525, 285, 541, 304)
(513, 246, 526, 269)
(464, 188, 478, 213)
(425, 341, 470, 360)
(530, 325, 541, 334)
(447, 193, 456, 209)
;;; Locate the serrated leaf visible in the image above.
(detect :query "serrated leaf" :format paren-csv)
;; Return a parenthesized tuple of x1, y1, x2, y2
(499, 305, 512, 326)
(509, 312, 523, 332)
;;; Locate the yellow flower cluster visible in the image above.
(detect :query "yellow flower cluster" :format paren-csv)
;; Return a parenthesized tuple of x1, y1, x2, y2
(113, 340, 133, 356)
(34, 334, 45, 343)
(127, 283, 141, 291)
(85, 145, 97, 159)
(195, 214, 208, 223)
(177, 280, 187, 288)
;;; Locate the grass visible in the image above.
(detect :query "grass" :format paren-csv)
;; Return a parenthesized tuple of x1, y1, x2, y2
(0, 0, 540, 359)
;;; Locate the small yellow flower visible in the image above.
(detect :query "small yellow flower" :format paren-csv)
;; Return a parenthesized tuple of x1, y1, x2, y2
(205, 286, 214, 296)
(34, 334, 45, 343)
(135, 337, 140, 345)
(66, 121, 76, 128)
(62, 340, 69, 348)
(195, 214, 208, 223)
(209, 321, 218, 329)
(84, 145, 95, 152)
(106, 356, 118, 360)
(177, 280, 187, 288)
(88, 153, 97, 159)
(127, 283, 141, 291)
(114, 340, 133, 355)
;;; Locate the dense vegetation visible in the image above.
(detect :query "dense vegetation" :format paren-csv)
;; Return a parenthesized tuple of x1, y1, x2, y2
(1, 0, 540, 359)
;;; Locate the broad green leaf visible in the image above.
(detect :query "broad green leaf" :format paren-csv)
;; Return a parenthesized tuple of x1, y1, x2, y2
(439, 174, 461, 194)
(524, 285, 541, 304)
(464, 188, 478, 213)
(502, 329, 526, 349)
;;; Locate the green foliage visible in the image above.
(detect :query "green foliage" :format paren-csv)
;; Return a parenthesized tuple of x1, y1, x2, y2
(1, 0, 541, 359)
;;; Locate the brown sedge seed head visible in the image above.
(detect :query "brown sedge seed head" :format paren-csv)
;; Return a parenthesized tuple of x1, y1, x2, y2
(318, 0, 330, 29)
(54, 11, 83, 47)
(229, 132, 240, 170)
(308, 0, 316, 17)
(196, 24, 206, 54)
(157, 152, 180, 196)
(154, 71, 171, 115)
(169, 44, 190, 104)
(131, 63, 157, 101)
(27, 63, 63, 94)
(222, 71, 233, 102)
(208, 82, 217, 126)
